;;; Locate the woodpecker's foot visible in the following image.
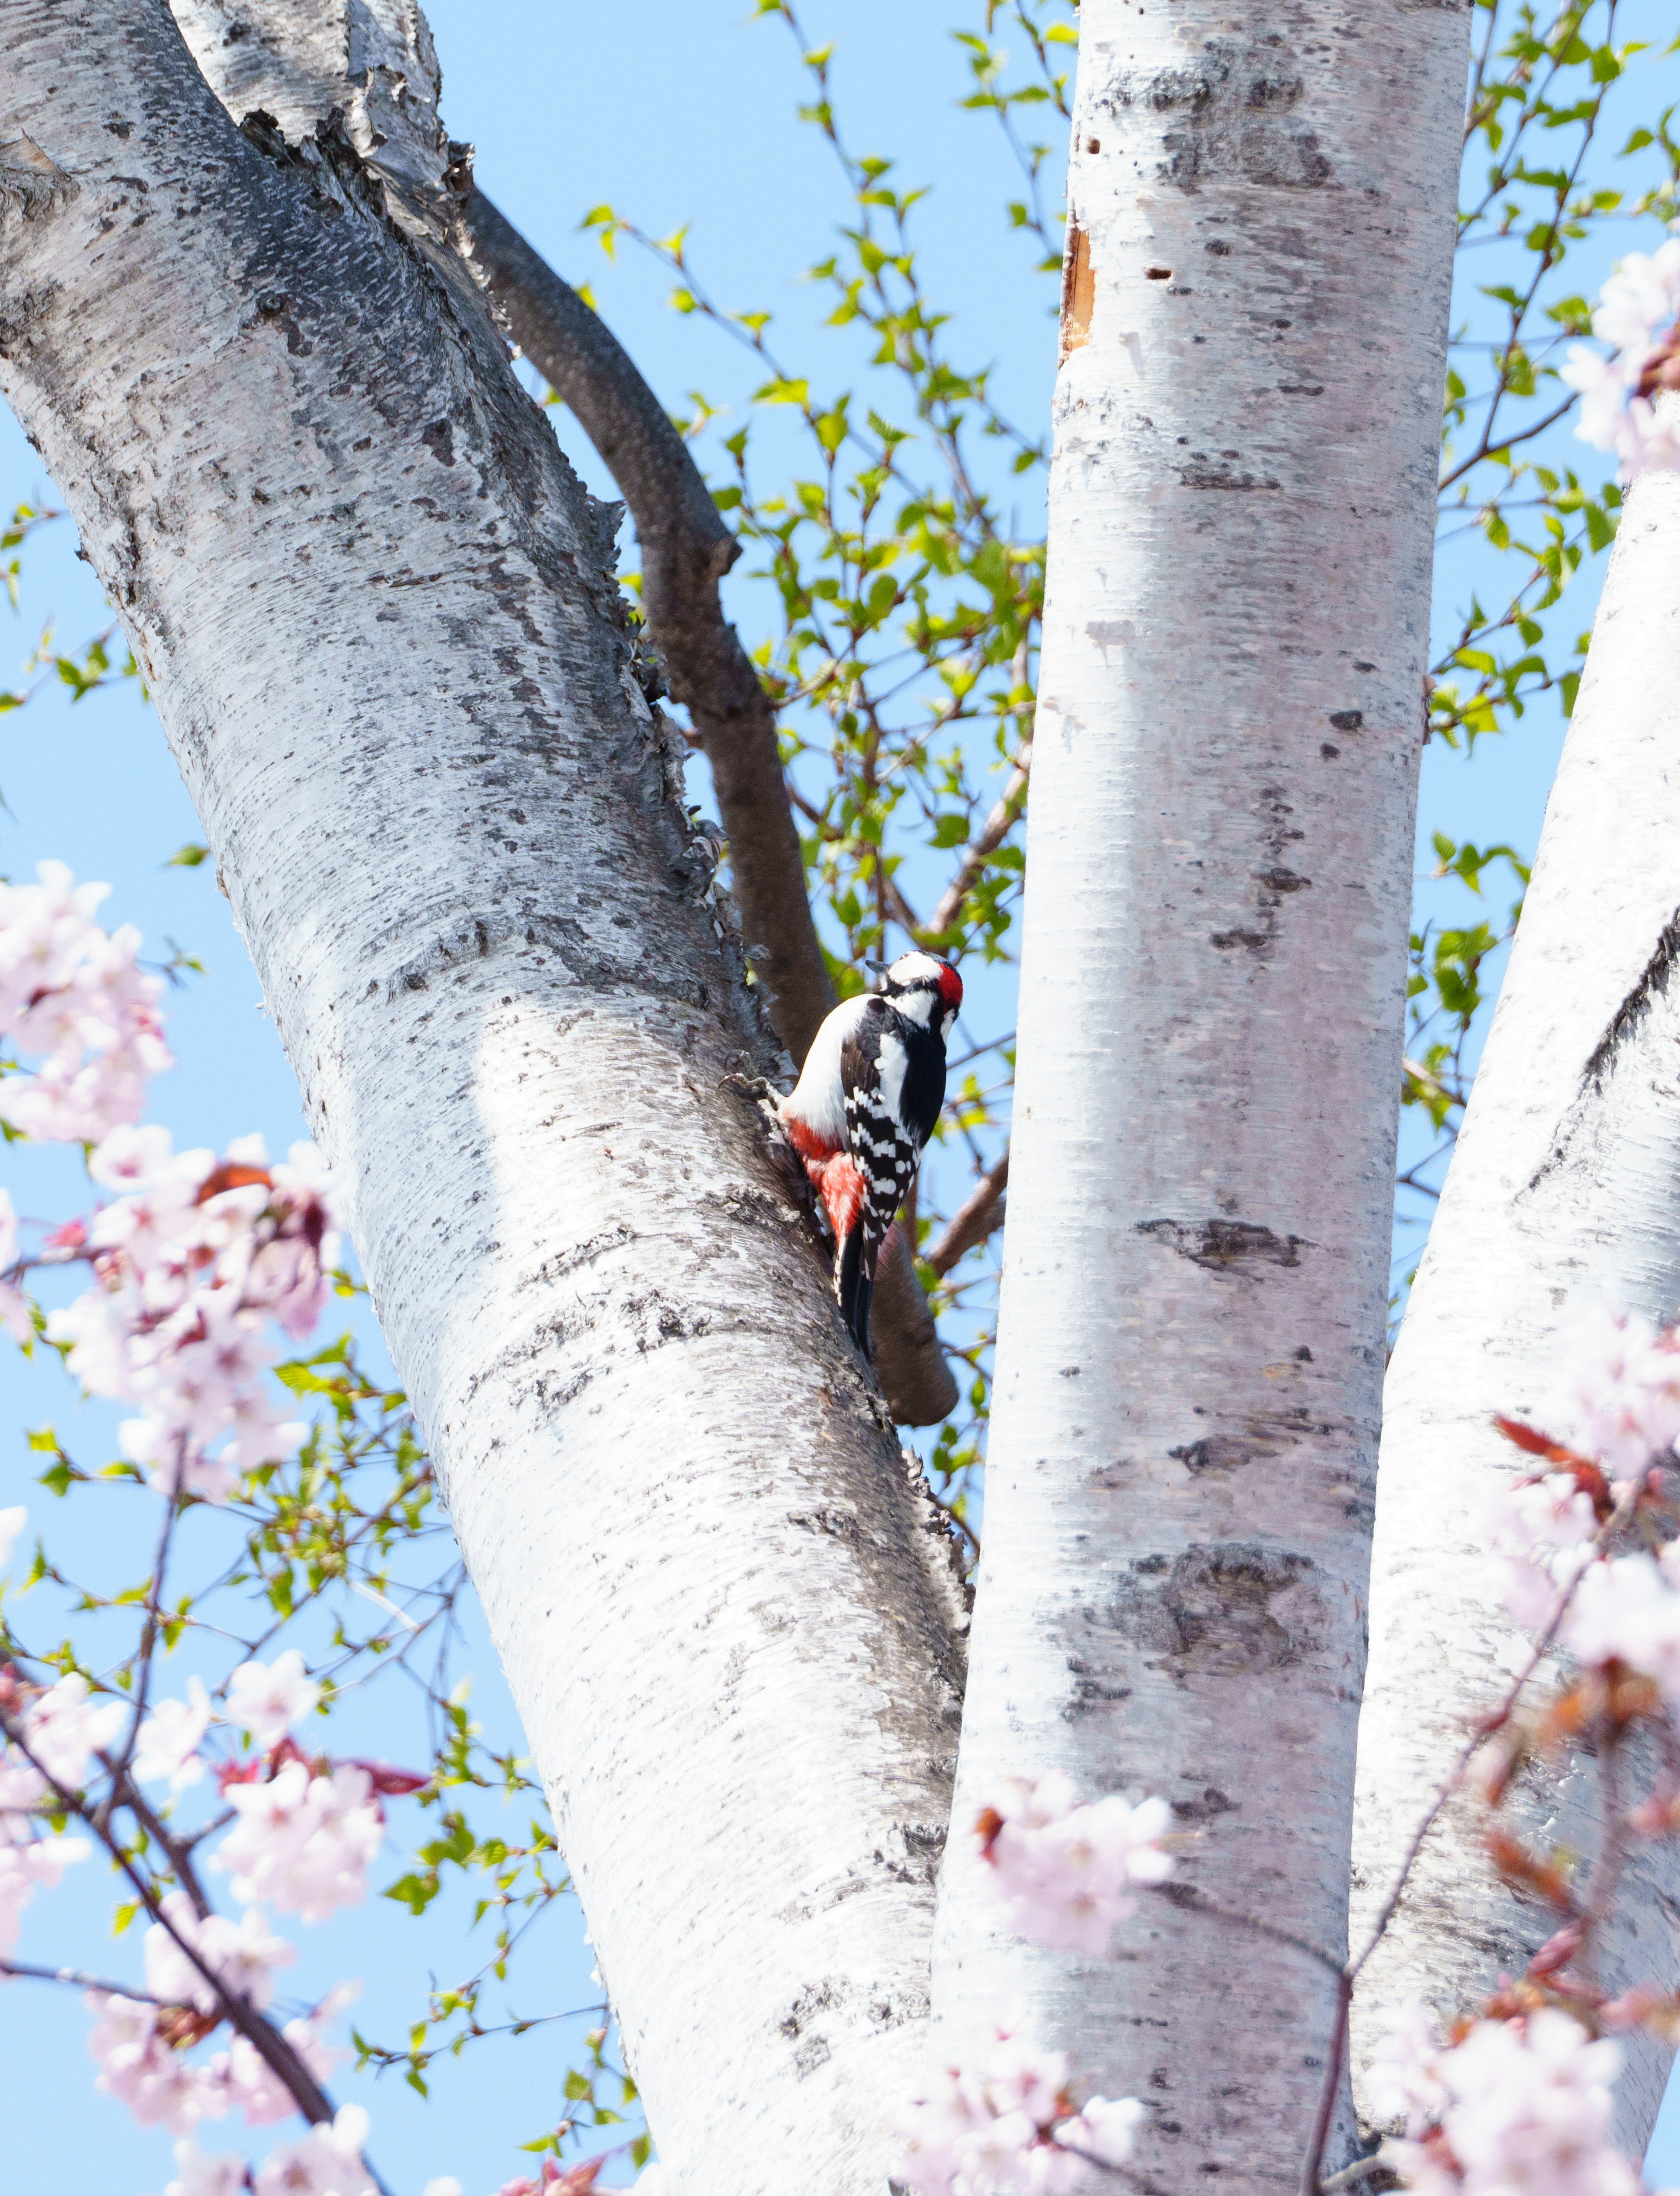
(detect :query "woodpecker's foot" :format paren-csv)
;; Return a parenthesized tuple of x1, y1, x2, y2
(720, 1072, 777, 1105)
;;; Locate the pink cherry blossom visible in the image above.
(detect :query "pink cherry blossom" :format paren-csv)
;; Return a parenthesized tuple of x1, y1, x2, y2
(975, 1774, 1172, 1954)
(1372, 2005, 1639, 2196)
(206, 1992, 350, 2129)
(91, 1121, 177, 1188)
(1564, 1551, 1680, 1702)
(144, 1889, 295, 2015)
(48, 1133, 340, 1503)
(0, 862, 173, 1144)
(225, 1654, 321, 1748)
(22, 1670, 126, 1789)
(897, 2017, 1139, 2196)
(217, 1757, 383, 1922)
(1054, 2095, 1144, 2169)
(161, 2140, 250, 2196)
(1487, 1472, 1600, 1631)
(1562, 238, 1680, 478)
(253, 2103, 376, 2196)
(1539, 1303, 1680, 1478)
(0, 1832, 87, 1956)
(85, 1992, 221, 2133)
(135, 1679, 214, 1791)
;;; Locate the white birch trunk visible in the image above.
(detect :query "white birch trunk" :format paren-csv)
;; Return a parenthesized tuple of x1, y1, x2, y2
(1350, 449, 1680, 2154)
(0, 12, 967, 2191)
(932, 4, 1464, 2181)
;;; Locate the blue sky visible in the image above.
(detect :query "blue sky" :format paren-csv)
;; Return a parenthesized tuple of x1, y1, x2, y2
(1, 3, 1678, 2189)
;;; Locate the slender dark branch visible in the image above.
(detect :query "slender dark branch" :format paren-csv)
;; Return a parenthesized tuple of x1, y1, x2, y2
(0, 1958, 181, 2003)
(1300, 1972, 1353, 2196)
(1439, 393, 1579, 492)
(926, 1154, 1009, 1279)
(106, 1474, 183, 1801)
(1345, 1491, 1622, 1989)
(0, 1713, 339, 2131)
(466, 189, 832, 1063)
(1152, 1880, 1344, 1978)
(113, 1761, 217, 1920)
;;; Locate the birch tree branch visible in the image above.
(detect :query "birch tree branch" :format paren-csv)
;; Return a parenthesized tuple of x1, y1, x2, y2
(0, 12, 966, 2187)
(166, 9, 956, 1425)
(933, 3, 1464, 2183)
(1351, 434, 1680, 2159)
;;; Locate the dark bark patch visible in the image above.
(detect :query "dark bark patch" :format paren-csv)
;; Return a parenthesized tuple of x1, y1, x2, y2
(1330, 709, 1364, 731)
(1210, 927, 1269, 952)
(1169, 1786, 1237, 1822)
(1137, 1217, 1307, 1275)
(1109, 1542, 1328, 1679)
(0, 135, 78, 221)
(1178, 459, 1280, 490)
(1103, 49, 1335, 194)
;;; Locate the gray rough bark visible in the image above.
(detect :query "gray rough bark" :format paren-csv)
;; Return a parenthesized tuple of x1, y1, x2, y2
(0, 7, 966, 2188)
(932, 3, 1465, 2185)
(1351, 442, 1680, 2158)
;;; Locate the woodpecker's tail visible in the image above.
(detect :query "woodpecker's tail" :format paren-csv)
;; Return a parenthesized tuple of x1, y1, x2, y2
(835, 1229, 875, 1358)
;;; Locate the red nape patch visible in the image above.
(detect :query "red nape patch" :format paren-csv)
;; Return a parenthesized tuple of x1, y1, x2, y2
(818, 1154, 868, 1240)
(937, 962, 964, 1011)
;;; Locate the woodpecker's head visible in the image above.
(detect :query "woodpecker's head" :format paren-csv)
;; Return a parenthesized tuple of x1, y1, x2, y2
(878, 951, 963, 1042)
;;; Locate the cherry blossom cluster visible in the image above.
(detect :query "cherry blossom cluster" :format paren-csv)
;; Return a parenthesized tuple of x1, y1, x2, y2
(0, 1626, 410, 2179)
(1563, 237, 1680, 476)
(87, 1980, 346, 2136)
(974, 1772, 1172, 1954)
(155, 2104, 376, 2196)
(895, 1777, 1169, 2196)
(1488, 1306, 1680, 1687)
(423, 2161, 613, 2196)
(1371, 2006, 1645, 2196)
(0, 859, 172, 1145)
(896, 2018, 1142, 2196)
(0, 1661, 118, 1955)
(47, 1129, 340, 1501)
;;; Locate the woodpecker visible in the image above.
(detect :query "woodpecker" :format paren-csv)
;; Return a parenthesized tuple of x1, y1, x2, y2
(773, 951, 963, 1357)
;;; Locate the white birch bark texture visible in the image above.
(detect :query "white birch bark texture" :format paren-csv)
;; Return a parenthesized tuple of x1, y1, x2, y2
(933, 4, 1464, 2182)
(0, 12, 970, 2192)
(1350, 449, 1680, 2155)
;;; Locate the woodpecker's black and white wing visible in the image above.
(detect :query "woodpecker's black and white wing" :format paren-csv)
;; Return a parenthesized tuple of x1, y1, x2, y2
(831, 1003, 948, 1353)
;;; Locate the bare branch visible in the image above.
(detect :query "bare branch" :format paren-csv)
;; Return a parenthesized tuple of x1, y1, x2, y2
(0, 1959, 179, 2003)
(466, 190, 833, 1064)
(926, 1154, 1009, 1278)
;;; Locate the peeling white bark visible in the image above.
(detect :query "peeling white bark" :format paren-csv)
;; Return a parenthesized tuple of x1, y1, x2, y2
(0, 11, 966, 2190)
(933, 4, 1463, 2182)
(1351, 451, 1680, 2154)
